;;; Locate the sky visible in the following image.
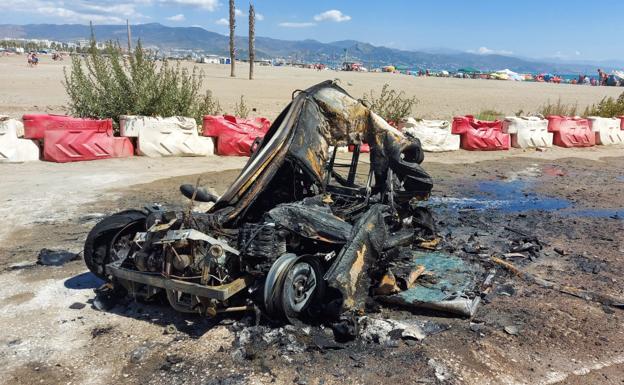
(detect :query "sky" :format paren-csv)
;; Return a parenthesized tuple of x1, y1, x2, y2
(2, 0, 624, 61)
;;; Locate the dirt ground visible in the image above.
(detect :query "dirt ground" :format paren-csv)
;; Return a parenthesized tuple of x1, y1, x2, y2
(1, 147, 623, 385)
(1, 54, 622, 120)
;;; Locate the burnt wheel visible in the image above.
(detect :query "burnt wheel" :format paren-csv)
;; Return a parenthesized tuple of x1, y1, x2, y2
(83, 210, 147, 280)
(263, 253, 298, 318)
(281, 258, 325, 324)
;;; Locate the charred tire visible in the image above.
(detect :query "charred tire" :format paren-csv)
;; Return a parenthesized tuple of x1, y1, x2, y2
(84, 210, 147, 280)
(281, 257, 325, 324)
(263, 253, 298, 318)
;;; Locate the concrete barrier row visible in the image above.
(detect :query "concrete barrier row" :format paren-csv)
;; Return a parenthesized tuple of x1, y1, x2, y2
(1, 114, 623, 163)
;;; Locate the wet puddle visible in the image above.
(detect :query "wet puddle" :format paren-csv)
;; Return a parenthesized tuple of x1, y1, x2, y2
(429, 179, 623, 220)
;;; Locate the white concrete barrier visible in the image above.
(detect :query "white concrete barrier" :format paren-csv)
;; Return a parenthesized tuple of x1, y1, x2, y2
(588, 117, 624, 145)
(503, 116, 553, 148)
(0, 117, 40, 162)
(119, 115, 214, 157)
(399, 118, 460, 152)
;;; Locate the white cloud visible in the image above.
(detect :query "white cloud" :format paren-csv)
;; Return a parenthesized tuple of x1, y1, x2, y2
(279, 22, 316, 28)
(215, 17, 229, 25)
(160, 0, 220, 11)
(166, 13, 185, 21)
(469, 46, 513, 56)
(37, 6, 125, 23)
(0, 0, 224, 24)
(575, 51, 581, 56)
(0, 0, 147, 24)
(233, 8, 262, 20)
(313, 9, 351, 22)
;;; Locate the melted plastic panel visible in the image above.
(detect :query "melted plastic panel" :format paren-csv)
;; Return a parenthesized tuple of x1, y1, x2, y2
(210, 80, 433, 227)
(380, 250, 482, 317)
(266, 199, 353, 244)
(324, 204, 389, 315)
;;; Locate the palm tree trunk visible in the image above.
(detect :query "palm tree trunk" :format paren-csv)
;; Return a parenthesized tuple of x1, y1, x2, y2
(249, 3, 255, 80)
(126, 19, 132, 53)
(229, 0, 235, 77)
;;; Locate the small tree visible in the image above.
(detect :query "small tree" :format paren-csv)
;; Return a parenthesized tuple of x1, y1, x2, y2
(229, 0, 236, 77)
(63, 31, 220, 131)
(362, 84, 418, 123)
(538, 98, 578, 117)
(248, 2, 255, 80)
(233, 95, 250, 118)
(584, 92, 624, 117)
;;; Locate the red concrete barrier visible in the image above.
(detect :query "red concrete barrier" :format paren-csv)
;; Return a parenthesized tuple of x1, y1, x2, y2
(21, 114, 133, 162)
(23, 114, 112, 140)
(619, 116, 624, 130)
(202, 115, 271, 156)
(348, 143, 370, 153)
(451, 115, 509, 151)
(43, 129, 133, 163)
(546, 116, 595, 147)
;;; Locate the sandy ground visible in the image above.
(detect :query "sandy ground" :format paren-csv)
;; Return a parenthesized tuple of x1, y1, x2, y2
(0, 54, 622, 120)
(0, 156, 247, 244)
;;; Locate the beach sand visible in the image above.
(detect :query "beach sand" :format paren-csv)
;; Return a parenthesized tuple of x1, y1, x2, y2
(1, 54, 622, 120)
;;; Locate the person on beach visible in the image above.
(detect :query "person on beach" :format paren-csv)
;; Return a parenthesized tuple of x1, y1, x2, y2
(597, 69, 603, 85)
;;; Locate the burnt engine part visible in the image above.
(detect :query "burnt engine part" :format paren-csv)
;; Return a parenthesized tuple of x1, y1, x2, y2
(238, 223, 287, 269)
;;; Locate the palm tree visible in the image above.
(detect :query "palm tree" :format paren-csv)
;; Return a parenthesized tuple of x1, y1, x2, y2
(248, 2, 255, 80)
(229, 0, 235, 77)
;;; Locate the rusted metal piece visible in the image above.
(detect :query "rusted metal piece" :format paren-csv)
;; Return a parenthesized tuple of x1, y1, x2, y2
(107, 263, 250, 301)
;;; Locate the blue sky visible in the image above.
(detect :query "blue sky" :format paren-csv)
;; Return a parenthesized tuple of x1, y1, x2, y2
(2, 0, 623, 60)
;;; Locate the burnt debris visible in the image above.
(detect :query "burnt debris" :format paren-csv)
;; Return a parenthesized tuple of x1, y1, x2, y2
(82, 80, 485, 341)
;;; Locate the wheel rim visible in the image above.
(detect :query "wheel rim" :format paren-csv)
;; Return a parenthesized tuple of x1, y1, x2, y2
(284, 262, 318, 313)
(110, 223, 138, 262)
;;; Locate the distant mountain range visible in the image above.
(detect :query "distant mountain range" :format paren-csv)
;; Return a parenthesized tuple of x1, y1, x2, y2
(0, 23, 619, 74)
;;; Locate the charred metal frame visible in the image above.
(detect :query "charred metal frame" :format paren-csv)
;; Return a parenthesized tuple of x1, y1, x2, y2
(106, 262, 251, 301)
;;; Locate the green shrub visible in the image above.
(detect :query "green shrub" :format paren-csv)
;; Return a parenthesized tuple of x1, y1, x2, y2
(362, 83, 418, 123)
(233, 95, 250, 118)
(583, 92, 624, 117)
(537, 98, 578, 117)
(475, 109, 504, 121)
(63, 34, 220, 131)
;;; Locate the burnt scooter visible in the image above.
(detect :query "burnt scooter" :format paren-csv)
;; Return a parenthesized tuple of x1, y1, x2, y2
(84, 80, 434, 325)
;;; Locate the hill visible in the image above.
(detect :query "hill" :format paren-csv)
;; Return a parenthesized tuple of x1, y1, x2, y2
(0, 23, 610, 73)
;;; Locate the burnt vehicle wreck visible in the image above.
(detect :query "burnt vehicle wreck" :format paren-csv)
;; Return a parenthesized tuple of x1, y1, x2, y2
(85, 80, 476, 332)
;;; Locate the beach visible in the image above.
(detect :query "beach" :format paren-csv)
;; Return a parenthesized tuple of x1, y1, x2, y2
(1, 53, 624, 385)
(1, 54, 622, 119)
